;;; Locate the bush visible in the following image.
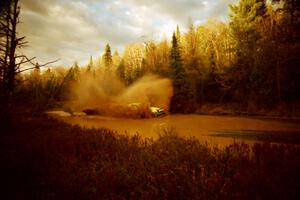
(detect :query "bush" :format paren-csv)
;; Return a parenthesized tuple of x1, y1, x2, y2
(0, 115, 299, 199)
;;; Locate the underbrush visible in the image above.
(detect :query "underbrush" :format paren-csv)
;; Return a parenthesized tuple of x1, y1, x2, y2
(0, 115, 299, 199)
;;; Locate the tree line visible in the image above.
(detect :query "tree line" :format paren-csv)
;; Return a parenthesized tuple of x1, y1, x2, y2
(1, 0, 300, 114)
(88, 0, 300, 113)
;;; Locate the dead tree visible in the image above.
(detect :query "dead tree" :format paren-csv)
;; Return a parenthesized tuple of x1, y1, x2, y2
(0, 0, 58, 111)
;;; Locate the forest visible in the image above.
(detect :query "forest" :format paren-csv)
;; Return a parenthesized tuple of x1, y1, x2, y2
(0, 0, 300, 117)
(0, 0, 300, 199)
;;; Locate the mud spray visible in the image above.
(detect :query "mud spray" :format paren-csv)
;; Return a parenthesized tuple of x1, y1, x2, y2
(68, 72, 173, 118)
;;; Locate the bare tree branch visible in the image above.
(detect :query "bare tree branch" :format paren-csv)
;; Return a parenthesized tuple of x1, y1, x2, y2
(15, 55, 36, 65)
(18, 41, 28, 46)
(17, 58, 60, 73)
(39, 58, 60, 67)
(15, 36, 25, 43)
(15, 56, 35, 66)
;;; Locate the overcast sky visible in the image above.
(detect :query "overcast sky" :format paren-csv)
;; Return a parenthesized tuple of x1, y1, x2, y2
(19, 0, 237, 67)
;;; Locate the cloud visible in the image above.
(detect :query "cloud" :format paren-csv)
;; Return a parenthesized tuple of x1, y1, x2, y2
(18, 0, 237, 67)
(21, 0, 51, 15)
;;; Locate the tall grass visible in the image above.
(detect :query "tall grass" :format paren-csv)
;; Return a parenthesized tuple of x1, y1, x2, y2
(1, 114, 299, 199)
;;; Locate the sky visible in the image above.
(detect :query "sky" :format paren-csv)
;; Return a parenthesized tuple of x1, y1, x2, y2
(19, 0, 238, 67)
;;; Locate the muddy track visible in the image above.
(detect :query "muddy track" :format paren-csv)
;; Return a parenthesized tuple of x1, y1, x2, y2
(59, 114, 300, 146)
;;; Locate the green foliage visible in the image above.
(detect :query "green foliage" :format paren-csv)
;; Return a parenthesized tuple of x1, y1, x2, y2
(103, 43, 113, 71)
(170, 32, 195, 113)
(229, 0, 267, 62)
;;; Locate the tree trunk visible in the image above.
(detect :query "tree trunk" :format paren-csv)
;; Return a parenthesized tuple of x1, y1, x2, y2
(7, 0, 19, 104)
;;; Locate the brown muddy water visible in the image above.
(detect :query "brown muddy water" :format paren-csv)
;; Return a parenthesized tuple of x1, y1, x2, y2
(56, 114, 300, 147)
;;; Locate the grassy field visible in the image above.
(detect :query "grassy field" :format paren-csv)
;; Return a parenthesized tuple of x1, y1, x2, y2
(1, 113, 300, 199)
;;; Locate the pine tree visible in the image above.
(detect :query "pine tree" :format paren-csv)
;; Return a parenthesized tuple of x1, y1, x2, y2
(175, 25, 181, 45)
(72, 61, 80, 80)
(170, 32, 183, 78)
(103, 43, 113, 72)
(112, 50, 121, 70)
(73, 61, 80, 72)
(34, 62, 40, 76)
(117, 59, 126, 82)
(169, 32, 194, 113)
(86, 56, 93, 72)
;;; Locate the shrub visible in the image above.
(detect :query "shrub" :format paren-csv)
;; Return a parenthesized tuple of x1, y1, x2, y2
(1, 115, 299, 199)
